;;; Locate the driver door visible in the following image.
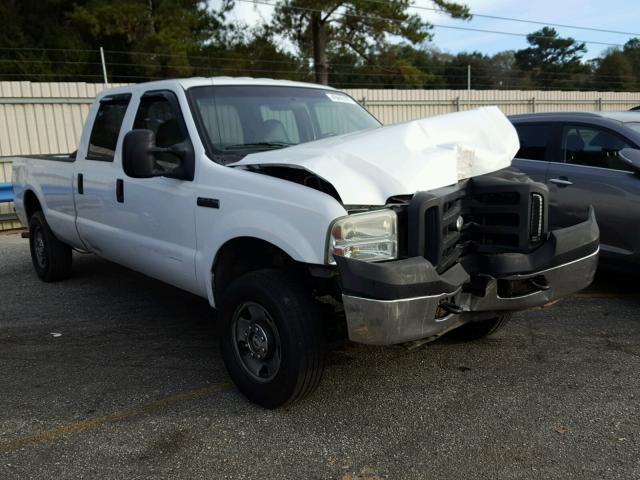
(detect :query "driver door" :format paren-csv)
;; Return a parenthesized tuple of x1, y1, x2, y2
(111, 90, 199, 294)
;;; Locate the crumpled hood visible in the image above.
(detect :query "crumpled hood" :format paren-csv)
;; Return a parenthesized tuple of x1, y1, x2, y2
(232, 106, 520, 205)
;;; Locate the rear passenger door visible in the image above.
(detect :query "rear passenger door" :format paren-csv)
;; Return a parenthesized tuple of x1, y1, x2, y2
(546, 124, 640, 261)
(75, 93, 131, 257)
(511, 122, 557, 183)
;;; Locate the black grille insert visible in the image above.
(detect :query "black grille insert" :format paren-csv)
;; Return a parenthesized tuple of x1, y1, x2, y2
(407, 174, 549, 272)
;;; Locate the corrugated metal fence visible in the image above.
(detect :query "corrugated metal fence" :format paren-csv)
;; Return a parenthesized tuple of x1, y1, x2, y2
(1, 81, 640, 230)
(347, 89, 640, 124)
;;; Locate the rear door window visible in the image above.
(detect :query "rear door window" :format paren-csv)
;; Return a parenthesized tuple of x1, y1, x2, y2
(562, 125, 634, 172)
(514, 123, 553, 161)
(87, 95, 131, 161)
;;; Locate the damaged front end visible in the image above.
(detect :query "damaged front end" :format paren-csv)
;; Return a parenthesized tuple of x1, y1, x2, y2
(334, 170, 599, 345)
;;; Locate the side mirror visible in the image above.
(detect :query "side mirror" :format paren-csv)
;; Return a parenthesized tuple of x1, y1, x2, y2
(123, 129, 195, 180)
(123, 129, 162, 178)
(618, 148, 640, 172)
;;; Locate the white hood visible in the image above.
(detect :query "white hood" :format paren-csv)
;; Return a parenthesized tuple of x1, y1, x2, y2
(233, 106, 520, 205)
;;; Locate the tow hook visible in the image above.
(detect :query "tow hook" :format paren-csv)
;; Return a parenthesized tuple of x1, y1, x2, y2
(530, 276, 550, 291)
(439, 302, 464, 314)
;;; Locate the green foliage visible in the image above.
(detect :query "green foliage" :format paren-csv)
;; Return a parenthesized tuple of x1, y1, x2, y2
(514, 27, 590, 89)
(194, 28, 310, 81)
(271, 0, 470, 84)
(0, 0, 639, 92)
(68, 0, 224, 78)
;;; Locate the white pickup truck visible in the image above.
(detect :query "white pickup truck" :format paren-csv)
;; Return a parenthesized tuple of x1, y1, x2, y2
(12, 78, 599, 408)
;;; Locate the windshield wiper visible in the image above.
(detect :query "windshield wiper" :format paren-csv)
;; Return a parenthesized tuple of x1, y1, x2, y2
(223, 142, 294, 151)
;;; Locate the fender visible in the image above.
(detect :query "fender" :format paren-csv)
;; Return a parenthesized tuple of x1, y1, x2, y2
(197, 208, 336, 307)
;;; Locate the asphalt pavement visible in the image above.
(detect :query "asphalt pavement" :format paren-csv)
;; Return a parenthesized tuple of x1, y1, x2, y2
(1, 230, 639, 480)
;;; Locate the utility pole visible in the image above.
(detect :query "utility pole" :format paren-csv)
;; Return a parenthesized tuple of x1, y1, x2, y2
(100, 47, 109, 87)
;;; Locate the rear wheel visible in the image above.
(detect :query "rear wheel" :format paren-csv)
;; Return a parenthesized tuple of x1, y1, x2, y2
(448, 314, 512, 341)
(28, 211, 72, 282)
(219, 269, 325, 409)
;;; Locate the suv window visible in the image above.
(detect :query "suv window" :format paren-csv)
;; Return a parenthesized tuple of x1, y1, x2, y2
(188, 85, 380, 162)
(133, 91, 190, 174)
(260, 105, 300, 143)
(562, 125, 633, 171)
(87, 95, 131, 161)
(514, 123, 552, 161)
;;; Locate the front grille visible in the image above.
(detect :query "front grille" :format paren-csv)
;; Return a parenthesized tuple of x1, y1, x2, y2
(407, 186, 466, 273)
(406, 174, 548, 272)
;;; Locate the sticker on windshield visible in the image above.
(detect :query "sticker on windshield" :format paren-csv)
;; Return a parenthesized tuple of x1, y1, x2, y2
(326, 93, 356, 104)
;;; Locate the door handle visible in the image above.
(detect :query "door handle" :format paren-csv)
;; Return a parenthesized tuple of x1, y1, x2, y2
(77, 173, 84, 194)
(549, 177, 573, 187)
(116, 179, 124, 203)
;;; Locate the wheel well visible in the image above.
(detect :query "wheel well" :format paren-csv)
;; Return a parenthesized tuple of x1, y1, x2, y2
(24, 190, 42, 220)
(212, 237, 296, 305)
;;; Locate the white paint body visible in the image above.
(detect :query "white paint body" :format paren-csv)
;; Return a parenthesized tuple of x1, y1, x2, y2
(12, 78, 518, 307)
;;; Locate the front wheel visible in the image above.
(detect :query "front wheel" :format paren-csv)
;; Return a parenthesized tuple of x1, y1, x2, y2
(448, 314, 512, 341)
(219, 269, 325, 409)
(28, 211, 72, 282)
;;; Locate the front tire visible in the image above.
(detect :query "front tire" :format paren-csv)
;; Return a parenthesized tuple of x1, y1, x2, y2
(448, 314, 512, 341)
(219, 269, 325, 409)
(28, 211, 72, 282)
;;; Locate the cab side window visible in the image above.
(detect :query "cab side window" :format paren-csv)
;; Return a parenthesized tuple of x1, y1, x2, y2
(87, 95, 131, 161)
(133, 92, 191, 176)
(562, 125, 633, 172)
(514, 123, 552, 161)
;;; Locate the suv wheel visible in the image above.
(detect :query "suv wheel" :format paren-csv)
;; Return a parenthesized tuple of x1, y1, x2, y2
(219, 269, 325, 408)
(28, 211, 72, 282)
(448, 314, 512, 341)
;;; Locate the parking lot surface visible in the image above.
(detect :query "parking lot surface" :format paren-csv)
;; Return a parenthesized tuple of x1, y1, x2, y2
(1, 230, 639, 480)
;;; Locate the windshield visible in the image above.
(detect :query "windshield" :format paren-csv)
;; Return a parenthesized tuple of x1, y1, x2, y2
(187, 85, 381, 161)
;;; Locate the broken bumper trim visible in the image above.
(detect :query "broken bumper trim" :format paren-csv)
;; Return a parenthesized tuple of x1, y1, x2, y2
(342, 248, 598, 345)
(338, 210, 599, 345)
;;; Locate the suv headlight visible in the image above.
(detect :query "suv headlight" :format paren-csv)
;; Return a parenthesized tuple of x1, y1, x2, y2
(328, 209, 398, 263)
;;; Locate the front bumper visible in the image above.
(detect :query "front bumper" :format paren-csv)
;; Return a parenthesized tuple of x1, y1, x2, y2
(336, 208, 599, 345)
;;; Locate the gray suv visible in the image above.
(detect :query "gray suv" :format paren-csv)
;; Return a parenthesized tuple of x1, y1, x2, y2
(510, 112, 640, 272)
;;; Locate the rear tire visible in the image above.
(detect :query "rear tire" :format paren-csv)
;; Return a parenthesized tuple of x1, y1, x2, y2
(448, 314, 512, 341)
(219, 269, 325, 409)
(28, 211, 72, 282)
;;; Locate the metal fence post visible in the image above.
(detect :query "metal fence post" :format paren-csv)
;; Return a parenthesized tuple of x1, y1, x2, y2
(454, 96, 460, 112)
(531, 97, 536, 113)
(597, 97, 603, 111)
(100, 46, 109, 87)
(467, 65, 471, 109)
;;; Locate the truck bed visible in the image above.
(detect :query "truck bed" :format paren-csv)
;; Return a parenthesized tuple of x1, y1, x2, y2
(11, 152, 80, 247)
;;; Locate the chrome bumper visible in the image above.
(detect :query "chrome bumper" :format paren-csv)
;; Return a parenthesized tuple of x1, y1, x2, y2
(342, 248, 599, 345)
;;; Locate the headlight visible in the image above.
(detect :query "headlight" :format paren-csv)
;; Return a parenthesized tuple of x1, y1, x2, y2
(328, 209, 397, 263)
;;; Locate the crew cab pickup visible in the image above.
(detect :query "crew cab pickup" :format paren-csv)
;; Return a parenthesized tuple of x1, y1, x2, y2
(12, 78, 599, 408)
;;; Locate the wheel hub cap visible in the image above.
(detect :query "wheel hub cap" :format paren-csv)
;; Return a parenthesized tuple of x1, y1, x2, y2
(246, 323, 271, 360)
(232, 302, 282, 382)
(34, 229, 46, 268)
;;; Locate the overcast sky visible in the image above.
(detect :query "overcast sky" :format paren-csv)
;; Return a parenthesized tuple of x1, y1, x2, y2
(210, 0, 640, 60)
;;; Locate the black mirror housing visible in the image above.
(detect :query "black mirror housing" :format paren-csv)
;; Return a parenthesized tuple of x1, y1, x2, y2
(123, 129, 162, 178)
(123, 129, 195, 180)
(619, 148, 640, 172)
